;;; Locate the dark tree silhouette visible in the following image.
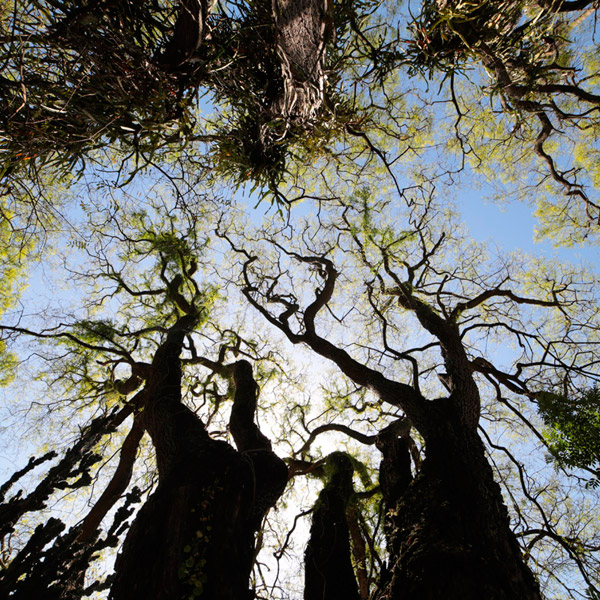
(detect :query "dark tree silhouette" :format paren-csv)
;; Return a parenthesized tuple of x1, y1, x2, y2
(237, 230, 548, 599)
(110, 314, 288, 599)
(303, 452, 361, 600)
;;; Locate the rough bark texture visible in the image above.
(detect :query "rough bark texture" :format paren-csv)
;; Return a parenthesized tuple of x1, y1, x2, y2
(304, 452, 361, 600)
(109, 317, 287, 600)
(1, 489, 140, 599)
(376, 424, 413, 559)
(212, 0, 331, 175)
(376, 426, 413, 512)
(378, 399, 542, 600)
(272, 0, 328, 124)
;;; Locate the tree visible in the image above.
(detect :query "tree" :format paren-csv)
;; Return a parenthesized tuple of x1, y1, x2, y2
(0, 170, 598, 599)
(220, 187, 600, 598)
(0, 2, 600, 599)
(0, 198, 290, 598)
(303, 452, 361, 600)
(0, 0, 367, 189)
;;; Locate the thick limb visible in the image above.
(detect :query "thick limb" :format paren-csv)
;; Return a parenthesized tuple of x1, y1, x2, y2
(229, 360, 288, 529)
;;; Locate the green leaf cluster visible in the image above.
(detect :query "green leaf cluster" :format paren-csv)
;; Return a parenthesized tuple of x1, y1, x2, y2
(537, 388, 600, 485)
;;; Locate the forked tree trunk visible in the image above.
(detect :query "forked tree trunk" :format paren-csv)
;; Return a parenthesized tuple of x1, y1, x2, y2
(110, 317, 287, 600)
(378, 399, 541, 600)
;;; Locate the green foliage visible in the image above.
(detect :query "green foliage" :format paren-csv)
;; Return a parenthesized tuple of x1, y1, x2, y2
(399, 0, 600, 239)
(70, 319, 119, 345)
(0, 203, 37, 311)
(2, 4, 600, 598)
(0, 0, 380, 194)
(537, 388, 600, 486)
(0, 185, 51, 387)
(0, 0, 187, 178)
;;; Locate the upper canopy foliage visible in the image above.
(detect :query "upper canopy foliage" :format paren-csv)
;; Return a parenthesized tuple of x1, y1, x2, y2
(0, 0, 372, 189)
(2, 0, 600, 236)
(402, 0, 600, 235)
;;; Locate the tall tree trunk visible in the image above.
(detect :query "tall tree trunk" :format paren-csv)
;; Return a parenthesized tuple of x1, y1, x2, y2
(110, 317, 287, 600)
(304, 452, 361, 600)
(378, 399, 541, 600)
(272, 0, 328, 124)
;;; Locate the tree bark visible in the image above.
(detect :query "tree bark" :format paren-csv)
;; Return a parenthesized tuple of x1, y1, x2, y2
(160, 0, 211, 68)
(110, 318, 287, 600)
(378, 399, 541, 600)
(304, 452, 361, 600)
(0, 404, 132, 540)
(272, 0, 328, 124)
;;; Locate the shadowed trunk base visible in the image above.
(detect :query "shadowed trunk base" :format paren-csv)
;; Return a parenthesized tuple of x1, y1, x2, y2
(109, 323, 288, 600)
(110, 435, 257, 600)
(304, 452, 361, 600)
(380, 418, 541, 600)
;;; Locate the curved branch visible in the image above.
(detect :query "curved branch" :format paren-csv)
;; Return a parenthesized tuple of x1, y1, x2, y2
(388, 283, 481, 428)
(76, 415, 144, 543)
(229, 359, 271, 453)
(0, 324, 134, 361)
(481, 428, 599, 593)
(451, 288, 562, 321)
(241, 257, 426, 426)
(298, 423, 378, 455)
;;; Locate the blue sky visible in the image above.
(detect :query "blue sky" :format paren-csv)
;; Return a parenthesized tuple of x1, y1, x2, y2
(458, 188, 598, 267)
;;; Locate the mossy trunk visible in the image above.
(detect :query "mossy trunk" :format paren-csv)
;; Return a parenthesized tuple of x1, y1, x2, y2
(304, 453, 361, 600)
(109, 409, 256, 600)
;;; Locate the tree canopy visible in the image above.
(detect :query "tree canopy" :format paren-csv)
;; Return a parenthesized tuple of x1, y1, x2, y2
(0, 2, 600, 600)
